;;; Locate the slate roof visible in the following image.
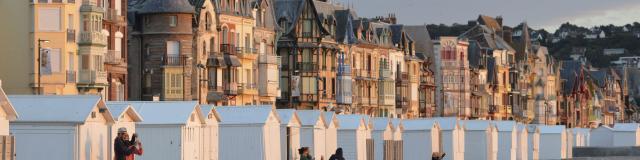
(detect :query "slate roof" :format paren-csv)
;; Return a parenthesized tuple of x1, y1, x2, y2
(589, 70, 607, 87)
(405, 25, 434, 59)
(118, 101, 202, 125)
(274, 0, 330, 36)
(336, 114, 364, 130)
(138, 0, 195, 14)
(334, 9, 357, 44)
(402, 119, 437, 131)
(216, 105, 278, 125)
(560, 60, 583, 94)
(459, 25, 514, 52)
(9, 95, 110, 123)
(613, 123, 639, 132)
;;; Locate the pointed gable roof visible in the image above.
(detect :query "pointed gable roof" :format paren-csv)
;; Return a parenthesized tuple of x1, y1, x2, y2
(106, 103, 143, 122)
(9, 95, 113, 123)
(277, 109, 302, 127)
(477, 15, 502, 32)
(323, 111, 339, 128)
(216, 106, 279, 125)
(199, 105, 222, 123)
(119, 101, 204, 125)
(404, 25, 434, 56)
(274, 0, 330, 36)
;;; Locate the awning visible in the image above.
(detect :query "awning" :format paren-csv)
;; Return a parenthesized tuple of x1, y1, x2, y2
(207, 55, 226, 67)
(224, 55, 242, 67)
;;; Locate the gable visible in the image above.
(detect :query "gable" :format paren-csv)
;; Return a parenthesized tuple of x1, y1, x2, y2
(288, 0, 330, 37)
(266, 111, 280, 125)
(84, 105, 110, 123)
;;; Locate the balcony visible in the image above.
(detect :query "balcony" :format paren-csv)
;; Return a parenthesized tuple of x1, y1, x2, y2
(259, 82, 280, 97)
(105, 50, 124, 64)
(79, 32, 106, 45)
(104, 8, 126, 25)
(237, 83, 258, 95)
(67, 29, 76, 43)
(237, 47, 258, 59)
(259, 55, 280, 65)
(78, 70, 107, 84)
(164, 55, 187, 66)
(66, 71, 76, 83)
(224, 82, 238, 95)
(298, 62, 318, 72)
(220, 44, 236, 55)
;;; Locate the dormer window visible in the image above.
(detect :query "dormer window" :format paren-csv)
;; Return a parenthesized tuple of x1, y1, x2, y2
(205, 13, 212, 31)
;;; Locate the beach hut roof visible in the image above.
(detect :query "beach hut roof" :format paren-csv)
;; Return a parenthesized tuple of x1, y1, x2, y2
(391, 118, 404, 131)
(216, 106, 279, 125)
(323, 111, 339, 128)
(296, 110, 327, 127)
(199, 105, 222, 122)
(492, 121, 517, 132)
(537, 125, 566, 134)
(9, 95, 113, 123)
(336, 115, 365, 130)
(461, 120, 494, 131)
(117, 101, 204, 125)
(106, 103, 143, 122)
(403, 119, 437, 131)
(372, 117, 393, 131)
(613, 123, 640, 132)
(277, 109, 302, 127)
(0, 82, 17, 120)
(432, 117, 460, 130)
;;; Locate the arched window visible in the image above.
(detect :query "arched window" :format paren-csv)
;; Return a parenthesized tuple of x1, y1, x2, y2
(205, 12, 212, 31)
(221, 27, 229, 44)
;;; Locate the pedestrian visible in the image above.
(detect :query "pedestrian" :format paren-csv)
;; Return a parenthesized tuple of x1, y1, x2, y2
(328, 148, 345, 160)
(122, 132, 143, 160)
(299, 147, 313, 160)
(114, 127, 135, 160)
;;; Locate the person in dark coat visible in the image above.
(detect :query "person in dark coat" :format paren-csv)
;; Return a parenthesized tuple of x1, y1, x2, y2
(328, 148, 345, 160)
(114, 127, 136, 160)
(299, 147, 313, 160)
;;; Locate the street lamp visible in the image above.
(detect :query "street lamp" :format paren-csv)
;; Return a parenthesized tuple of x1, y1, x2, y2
(37, 39, 50, 95)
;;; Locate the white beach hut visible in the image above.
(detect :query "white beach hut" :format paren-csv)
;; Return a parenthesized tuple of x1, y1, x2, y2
(336, 115, 368, 160)
(297, 110, 327, 159)
(402, 119, 441, 160)
(9, 95, 114, 160)
(105, 103, 143, 160)
(323, 112, 339, 158)
(589, 125, 614, 147)
(0, 80, 18, 136)
(390, 119, 403, 160)
(216, 106, 281, 160)
(277, 109, 302, 160)
(200, 105, 221, 160)
(515, 124, 528, 160)
(526, 125, 541, 160)
(613, 123, 640, 146)
(572, 128, 590, 147)
(537, 125, 567, 160)
(492, 121, 517, 160)
(372, 118, 393, 160)
(433, 117, 464, 160)
(460, 120, 497, 160)
(126, 101, 205, 160)
(362, 115, 374, 160)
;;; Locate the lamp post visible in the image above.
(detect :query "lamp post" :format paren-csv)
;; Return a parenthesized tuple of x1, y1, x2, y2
(197, 64, 206, 104)
(37, 39, 50, 95)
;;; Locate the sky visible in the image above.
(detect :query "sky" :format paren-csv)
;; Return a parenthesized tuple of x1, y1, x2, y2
(333, 0, 640, 31)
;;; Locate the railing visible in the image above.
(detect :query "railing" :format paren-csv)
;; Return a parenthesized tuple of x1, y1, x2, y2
(237, 47, 258, 58)
(259, 55, 280, 64)
(78, 70, 107, 84)
(79, 32, 106, 45)
(164, 55, 187, 66)
(224, 82, 238, 95)
(302, 32, 312, 38)
(220, 44, 236, 55)
(66, 71, 76, 83)
(298, 62, 318, 72)
(105, 50, 124, 64)
(104, 8, 125, 24)
(67, 29, 76, 42)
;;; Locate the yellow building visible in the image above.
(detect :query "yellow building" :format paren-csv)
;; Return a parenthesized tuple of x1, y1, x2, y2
(0, 0, 81, 95)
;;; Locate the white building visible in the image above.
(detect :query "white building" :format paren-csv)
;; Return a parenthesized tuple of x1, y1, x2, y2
(323, 112, 339, 158)
(461, 120, 497, 160)
(336, 115, 368, 160)
(105, 103, 143, 160)
(200, 105, 221, 160)
(297, 110, 328, 159)
(10, 95, 114, 160)
(590, 125, 614, 147)
(372, 118, 393, 160)
(216, 106, 281, 160)
(613, 123, 640, 146)
(492, 121, 517, 160)
(0, 80, 18, 136)
(402, 119, 441, 160)
(572, 128, 590, 147)
(277, 109, 302, 160)
(433, 117, 464, 160)
(126, 101, 206, 160)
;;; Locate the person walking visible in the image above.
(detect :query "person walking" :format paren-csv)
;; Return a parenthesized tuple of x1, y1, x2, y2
(299, 147, 313, 160)
(328, 148, 345, 160)
(114, 128, 135, 160)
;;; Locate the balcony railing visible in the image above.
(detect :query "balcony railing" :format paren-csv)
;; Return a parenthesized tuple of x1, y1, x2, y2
(79, 32, 106, 45)
(164, 55, 187, 66)
(220, 44, 236, 55)
(237, 47, 258, 59)
(105, 50, 124, 64)
(66, 71, 76, 83)
(238, 83, 258, 95)
(78, 70, 107, 84)
(67, 29, 76, 42)
(259, 55, 280, 64)
(224, 82, 238, 95)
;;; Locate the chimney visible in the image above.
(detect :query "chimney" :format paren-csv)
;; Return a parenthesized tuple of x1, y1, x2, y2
(496, 16, 503, 27)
